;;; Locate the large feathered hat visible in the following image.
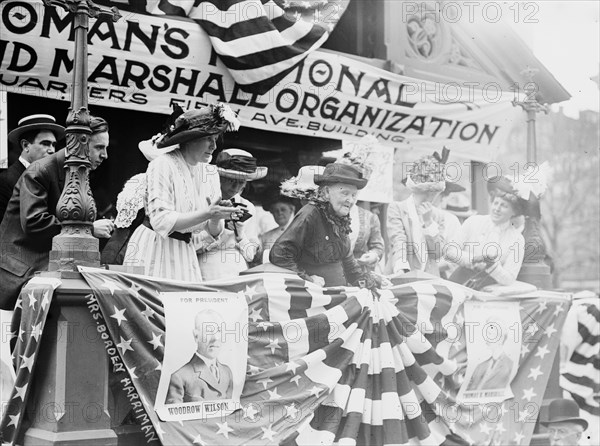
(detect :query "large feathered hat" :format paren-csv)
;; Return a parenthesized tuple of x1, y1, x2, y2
(405, 147, 449, 193)
(157, 103, 240, 148)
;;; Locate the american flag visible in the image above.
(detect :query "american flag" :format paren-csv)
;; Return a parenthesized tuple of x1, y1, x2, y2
(560, 297, 599, 437)
(0, 279, 57, 444)
(111, 0, 350, 94)
(443, 292, 571, 445)
(1, 269, 569, 445)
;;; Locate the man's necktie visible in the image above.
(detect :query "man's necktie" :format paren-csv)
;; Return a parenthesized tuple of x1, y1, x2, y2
(210, 363, 219, 382)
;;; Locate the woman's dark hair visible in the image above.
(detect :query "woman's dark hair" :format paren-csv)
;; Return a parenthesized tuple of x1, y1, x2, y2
(489, 189, 525, 216)
(90, 116, 109, 135)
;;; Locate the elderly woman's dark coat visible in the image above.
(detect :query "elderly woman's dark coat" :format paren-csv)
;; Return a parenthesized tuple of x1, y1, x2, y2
(269, 203, 366, 287)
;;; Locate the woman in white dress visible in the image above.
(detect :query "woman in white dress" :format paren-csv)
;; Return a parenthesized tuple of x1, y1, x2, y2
(124, 104, 242, 282)
(196, 148, 267, 280)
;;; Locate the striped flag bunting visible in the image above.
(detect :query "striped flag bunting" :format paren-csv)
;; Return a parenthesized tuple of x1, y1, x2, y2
(125, 0, 350, 94)
(560, 298, 599, 417)
(442, 291, 571, 445)
(1, 268, 572, 446)
(0, 280, 57, 444)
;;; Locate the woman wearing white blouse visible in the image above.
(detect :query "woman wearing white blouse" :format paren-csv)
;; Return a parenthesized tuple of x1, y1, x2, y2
(445, 176, 526, 286)
(124, 104, 241, 282)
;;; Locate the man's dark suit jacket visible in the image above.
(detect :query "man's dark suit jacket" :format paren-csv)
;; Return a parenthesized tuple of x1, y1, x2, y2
(466, 352, 514, 391)
(165, 354, 233, 404)
(0, 160, 26, 223)
(0, 150, 65, 310)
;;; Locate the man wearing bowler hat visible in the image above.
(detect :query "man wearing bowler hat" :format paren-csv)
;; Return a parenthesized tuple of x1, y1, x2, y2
(541, 398, 589, 446)
(0, 114, 65, 221)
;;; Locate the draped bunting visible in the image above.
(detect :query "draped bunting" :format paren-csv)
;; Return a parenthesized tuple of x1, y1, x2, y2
(1, 269, 570, 445)
(146, 0, 350, 94)
(560, 298, 600, 445)
(561, 299, 600, 416)
(0, 280, 58, 442)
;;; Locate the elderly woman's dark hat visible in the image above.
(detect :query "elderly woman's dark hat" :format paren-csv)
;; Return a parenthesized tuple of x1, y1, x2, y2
(314, 163, 368, 189)
(540, 398, 588, 430)
(8, 114, 65, 146)
(157, 103, 239, 148)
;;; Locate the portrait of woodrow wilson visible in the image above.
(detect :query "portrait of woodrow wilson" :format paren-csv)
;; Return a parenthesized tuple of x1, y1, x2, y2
(165, 309, 233, 404)
(466, 316, 515, 391)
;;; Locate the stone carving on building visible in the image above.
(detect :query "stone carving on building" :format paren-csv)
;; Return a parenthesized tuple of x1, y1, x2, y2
(404, 1, 484, 72)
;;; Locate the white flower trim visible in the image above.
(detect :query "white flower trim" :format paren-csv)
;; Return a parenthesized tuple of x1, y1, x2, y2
(280, 177, 319, 200)
(114, 174, 147, 228)
(217, 103, 240, 131)
(513, 161, 550, 200)
(405, 176, 446, 193)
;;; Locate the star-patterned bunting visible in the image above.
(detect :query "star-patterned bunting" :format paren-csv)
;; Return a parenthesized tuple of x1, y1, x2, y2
(1, 268, 571, 446)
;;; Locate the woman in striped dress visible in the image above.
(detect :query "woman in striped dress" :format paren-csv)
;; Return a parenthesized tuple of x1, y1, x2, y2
(124, 104, 242, 282)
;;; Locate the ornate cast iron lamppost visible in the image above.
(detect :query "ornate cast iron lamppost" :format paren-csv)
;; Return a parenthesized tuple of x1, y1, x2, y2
(42, 0, 120, 271)
(512, 67, 553, 289)
(18, 4, 130, 446)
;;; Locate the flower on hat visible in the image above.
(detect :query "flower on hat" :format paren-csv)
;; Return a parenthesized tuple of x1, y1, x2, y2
(280, 177, 319, 200)
(216, 103, 241, 132)
(405, 148, 449, 193)
(335, 135, 379, 180)
(280, 166, 325, 200)
(512, 161, 550, 200)
(337, 152, 373, 180)
(157, 102, 241, 148)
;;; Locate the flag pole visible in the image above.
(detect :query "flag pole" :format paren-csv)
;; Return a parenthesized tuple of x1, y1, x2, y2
(512, 68, 553, 289)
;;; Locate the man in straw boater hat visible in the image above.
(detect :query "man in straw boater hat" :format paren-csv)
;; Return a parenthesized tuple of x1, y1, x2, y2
(0, 114, 65, 221)
(386, 149, 449, 277)
(0, 116, 113, 310)
(195, 148, 268, 280)
(541, 398, 589, 446)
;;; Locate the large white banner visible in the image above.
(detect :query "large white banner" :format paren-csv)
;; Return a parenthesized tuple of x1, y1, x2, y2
(1, 1, 520, 161)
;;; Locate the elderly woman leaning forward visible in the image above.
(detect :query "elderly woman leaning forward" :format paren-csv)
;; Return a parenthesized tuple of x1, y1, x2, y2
(270, 163, 381, 288)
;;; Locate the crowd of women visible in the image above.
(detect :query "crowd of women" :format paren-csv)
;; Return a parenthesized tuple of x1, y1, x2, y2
(101, 103, 528, 291)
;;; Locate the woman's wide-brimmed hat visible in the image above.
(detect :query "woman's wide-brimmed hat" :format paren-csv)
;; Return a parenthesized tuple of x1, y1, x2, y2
(157, 103, 240, 148)
(486, 176, 527, 216)
(401, 178, 465, 193)
(263, 191, 299, 212)
(444, 192, 476, 218)
(280, 165, 325, 200)
(540, 399, 588, 430)
(405, 147, 449, 193)
(216, 148, 267, 181)
(8, 114, 65, 146)
(314, 163, 368, 189)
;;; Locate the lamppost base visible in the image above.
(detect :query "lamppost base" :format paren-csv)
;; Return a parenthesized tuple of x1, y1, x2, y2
(24, 427, 117, 446)
(48, 225, 100, 271)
